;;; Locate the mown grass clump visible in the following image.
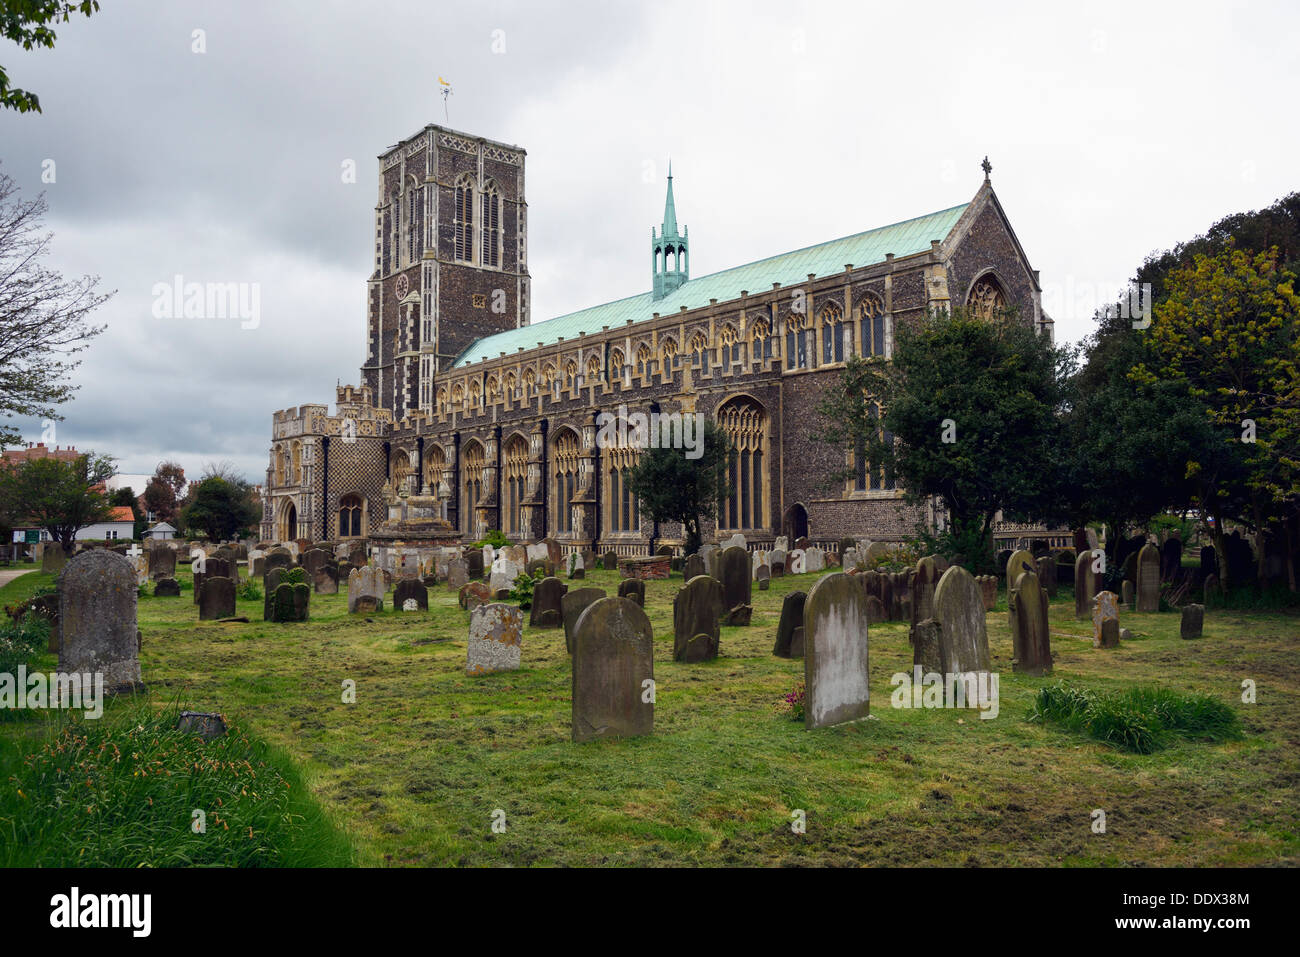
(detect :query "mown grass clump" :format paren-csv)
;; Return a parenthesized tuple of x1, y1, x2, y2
(1029, 681, 1242, 754)
(0, 700, 354, 867)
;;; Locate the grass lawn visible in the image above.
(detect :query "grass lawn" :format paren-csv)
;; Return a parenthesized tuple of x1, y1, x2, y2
(2, 563, 1297, 866)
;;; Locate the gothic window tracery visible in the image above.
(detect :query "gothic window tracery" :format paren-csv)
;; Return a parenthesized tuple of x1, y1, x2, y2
(717, 397, 767, 531)
(551, 429, 580, 535)
(860, 295, 886, 357)
(968, 274, 1007, 320)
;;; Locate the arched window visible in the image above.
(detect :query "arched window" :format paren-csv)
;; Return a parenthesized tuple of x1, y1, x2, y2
(751, 318, 774, 364)
(451, 383, 465, 407)
(469, 380, 483, 410)
(274, 446, 287, 486)
(968, 274, 1007, 320)
(505, 370, 518, 399)
(480, 179, 501, 268)
(820, 302, 848, 363)
(717, 397, 767, 531)
(660, 336, 679, 371)
(551, 429, 580, 535)
(462, 441, 485, 533)
(785, 312, 810, 370)
(338, 493, 364, 538)
(689, 331, 708, 367)
(486, 375, 501, 403)
(564, 359, 578, 391)
(425, 444, 447, 494)
(436, 388, 448, 415)
(586, 354, 602, 385)
(635, 343, 651, 377)
(502, 434, 528, 536)
(607, 439, 641, 533)
(454, 174, 474, 262)
(291, 441, 302, 485)
(853, 403, 897, 492)
(720, 324, 742, 365)
(523, 367, 537, 396)
(859, 295, 886, 357)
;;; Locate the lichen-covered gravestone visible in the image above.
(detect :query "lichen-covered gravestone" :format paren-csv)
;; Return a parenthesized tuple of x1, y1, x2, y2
(459, 581, 492, 611)
(466, 603, 524, 675)
(926, 565, 993, 678)
(561, 587, 607, 655)
(1006, 549, 1036, 588)
(1074, 551, 1099, 620)
(1037, 555, 1057, 598)
(58, 550, 143, 694)
(1136, 543, 1161, 613)
(773, 591, 807, 658)
(348, 566, 386, 613)
(571, 597, 654, 743)
(803, 573, 870, 729)
(1092, 590, 1120, 648)
(673, 575, 723, 662)
(530, 577, 567, 627)
(393, 578, 428, 612)
(1010, 569, 1052, 675)
(198, 576, 236, 620)
(270, 580, 311, 622)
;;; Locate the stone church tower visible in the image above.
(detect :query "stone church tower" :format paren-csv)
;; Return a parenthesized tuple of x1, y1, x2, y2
(362, 125, 531, 422)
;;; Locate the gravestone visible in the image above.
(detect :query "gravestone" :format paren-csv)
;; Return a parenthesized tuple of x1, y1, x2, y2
(700, 544, 721, 579)
(393, 578, 428, 612)
(193, 557, 232, 605)
(58, 550, 142, 693)
(198, 576, 236, 621)
(909, 556, 939, 641)
(1136, 544, 1161, 613)
(1180, 603, 1204, 640)
(1037, 555, 1057, 598)
(544, 537, 564, 569)
(929, 565, 993, 676)
(1074, 551, 1099, 620)
(348, 543, 367, 567)
(482, 544, 496, 569)
(673, 575, 723, 662)
(270, 581, 311, 622)
(769, 548, 786, 577)
(526, 542, 549, 564)
(803, 573, 870, 729)
(912, 618, 944, 675)
(488, 555, 519, 594)
(567, 552, 586, 580)
(571, 597, 654, 743)
(756, 564, 771, 591)
(1092, 590, 1120, 648)
(1119, 627, 1133, 642)
(1121, 580, 1134, 608)
(352, 594, 381, 615)
(148, 547, 176, 581)
(1009, 569, 1052, 675)
(313, 564, 340, 594)
(562, 587, 607, 655)
(617, 578, 645, 607)
(263, 568, 286, 621)
(530, 577, 567, 627)
(265, 547, 294, 572)
(773, 591, 807, 658)
(804, 547, 826, 573)
(447, 557, 470, 590)
(864, 594, 886, 623)
(301, 548, 332, 578)
(347, 566, 386, 613)
(154, 577, 180, 597)
(465, 548, 485, 581)
(976, 575, 998, 611)
(1006, 549, 1036, 587)
(684, 553, 705, 580)
(603, 550, 619, 572)
(720, 545, 752, 625)
(466, 603, 524, 675)
(459, 581, 492, 612)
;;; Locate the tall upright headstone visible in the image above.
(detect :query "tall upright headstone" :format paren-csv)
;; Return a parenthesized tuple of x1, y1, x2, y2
(466, 603, 524, 675)
(773, 591, 807, 658)
(1074, 551, 1099, 620)
(1010, 569, 1052, 675)
(347, 566, 386, 613)
(530, 577, 567, 627)
(803, 573, 870, 729)
(1092, 590, 1120, 648)
(720, 545, 752, 625)
(58, 550, 142, 693)
(198, 576, 236, 620)
(909, 556, 939, 641)
(561, 587, 607, 655)
(673, 575, 723, 662)
(928, 566, 993, 676)
(571, 597, 654, 742)
(1136, 543, 1161, 613)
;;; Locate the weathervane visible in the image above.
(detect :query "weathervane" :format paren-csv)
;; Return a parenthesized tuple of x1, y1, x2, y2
(438, 75, 452, 123)
(981, 156, 992, 183)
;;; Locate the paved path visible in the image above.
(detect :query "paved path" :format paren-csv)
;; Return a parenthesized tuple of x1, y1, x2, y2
(0, 568, 35, 589)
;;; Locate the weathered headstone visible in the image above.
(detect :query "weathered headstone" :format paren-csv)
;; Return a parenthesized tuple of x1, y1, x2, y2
(684, 553, 705, 580)
(769, 548, 786, 577)
(773, 591, 807, 658)
(803, 573, 870, 729)
(603, 550, 619, 572)
(929, 566, 993, 677)
(57, 550, 142, 693)
(198, 576, 236, 620)
(1121, 579, 1134, 608)
(1074, 551, 1099, 620)
(567, 552, 586, 580)
(1092, 590, 1120, 648)
(153, 577, 180, 597)
(700, 544, 721, 579)
(912, 618, 944, 675)
(1180, 603, 1204, 640)
(617, 578, 645, 607)
(313, 564, 340, 594)
(673, 575, 723, 662)
(571, 597, 654, 742)
(1009, 569, 1052, 675)
(270, 581, 311, 622)
(756, 564, 771, 591)
(561, 586, 607, 655)
(720, 545, 752, 625)
(487, 554, 518, 594)
(1136, 543, 1160, 613)
(347, 566, 386, 613)
(465, 548, 485, 581)
(1006, 549, 1036, 587)
(447, 557, 470, 590)
(529, 577, 567, 627)
(466, 603, 524, 675)
(976, 575, 998, 611)
(459, 580, 492, 611)
(804, 547, 826, 573)
(1037, 555, 1057, 598)
(148, 546, 176, 581)
(909, 556, 939, 640)
(393, 578, 428, 611)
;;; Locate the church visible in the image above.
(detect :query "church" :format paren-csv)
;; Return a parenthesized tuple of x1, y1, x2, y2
(262, 122, 1053, 559)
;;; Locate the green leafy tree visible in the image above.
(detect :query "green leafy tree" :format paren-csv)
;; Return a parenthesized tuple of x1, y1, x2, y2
(1, 1, 101, 113)
(814, 306, 1072, 571)
(0, 450, 114, 552)
(0, 166, 112, 446)
(181, 476, 260, 542)
(625, 418, 734, 555)
(142, 460, 186, 526)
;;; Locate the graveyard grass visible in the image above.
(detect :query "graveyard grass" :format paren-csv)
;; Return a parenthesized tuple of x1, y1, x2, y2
(1, 565, 1297, 867)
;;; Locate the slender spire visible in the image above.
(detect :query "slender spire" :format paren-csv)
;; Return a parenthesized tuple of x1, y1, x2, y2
(662, 159, 679, 236)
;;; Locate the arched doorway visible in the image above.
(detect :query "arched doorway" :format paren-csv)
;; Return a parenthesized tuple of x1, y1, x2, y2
(280, 500, 298, 542)
(783, 503, 808, 542)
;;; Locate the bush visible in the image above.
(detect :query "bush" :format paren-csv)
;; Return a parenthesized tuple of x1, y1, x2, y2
(1029, 681, 1242, 754)
(0, 612, 50, 686)
(509, 572, 535, 610)
(238, 580, 262, 601)
(472, 529, 512, 550)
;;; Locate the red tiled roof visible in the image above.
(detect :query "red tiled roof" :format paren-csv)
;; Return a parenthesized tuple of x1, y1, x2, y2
(108, 506, 135, 523)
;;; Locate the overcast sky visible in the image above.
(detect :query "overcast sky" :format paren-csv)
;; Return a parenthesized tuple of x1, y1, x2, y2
(1, 0, 1295, 485)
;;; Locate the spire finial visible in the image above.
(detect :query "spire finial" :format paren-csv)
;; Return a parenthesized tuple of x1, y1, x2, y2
(981, 156, 992, 183)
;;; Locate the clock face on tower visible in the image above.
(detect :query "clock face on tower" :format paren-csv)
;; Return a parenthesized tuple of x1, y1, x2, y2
(395, 273, 409, 299)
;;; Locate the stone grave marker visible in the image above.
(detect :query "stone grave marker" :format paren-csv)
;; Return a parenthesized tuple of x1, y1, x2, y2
(571, 597, 654, 742)
(673, 575, 723, 662)
(1010, 569, 1052, 675)
(1136, 543, 1161, 613)
(1180, 603, 1204, 639)
(530, 577, 567, 627)
(1092, 590, 1120, 647)
(773, 591, 807, 658)
(617, 578, 645, 607)
(803, 573, 870, 729)
(561, 586, 607, 655)
(466, 603, 524, 675)
(394, 578, 428, 611)
(58, 550, 142, 693)
(198, 576, 236, 620)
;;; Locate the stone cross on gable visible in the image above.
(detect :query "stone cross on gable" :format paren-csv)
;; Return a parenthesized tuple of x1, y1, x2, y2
(981, 156, 992, 182)
(126, 543, 143, 559)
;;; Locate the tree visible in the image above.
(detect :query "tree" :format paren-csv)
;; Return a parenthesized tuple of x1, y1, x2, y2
(625, 418, 734, 555)
(1, 1, 101, 113)
(0, 450, 115, 552)
(0, 165, 112, 446)
(1132, 246, 1300, 585)
(180, 476, 260, 542)
(142, 460, 186, 525)
(814, 306, 1072, 570)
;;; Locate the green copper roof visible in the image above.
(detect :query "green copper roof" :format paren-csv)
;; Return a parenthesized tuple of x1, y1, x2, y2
(452, 201, 969, 368)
